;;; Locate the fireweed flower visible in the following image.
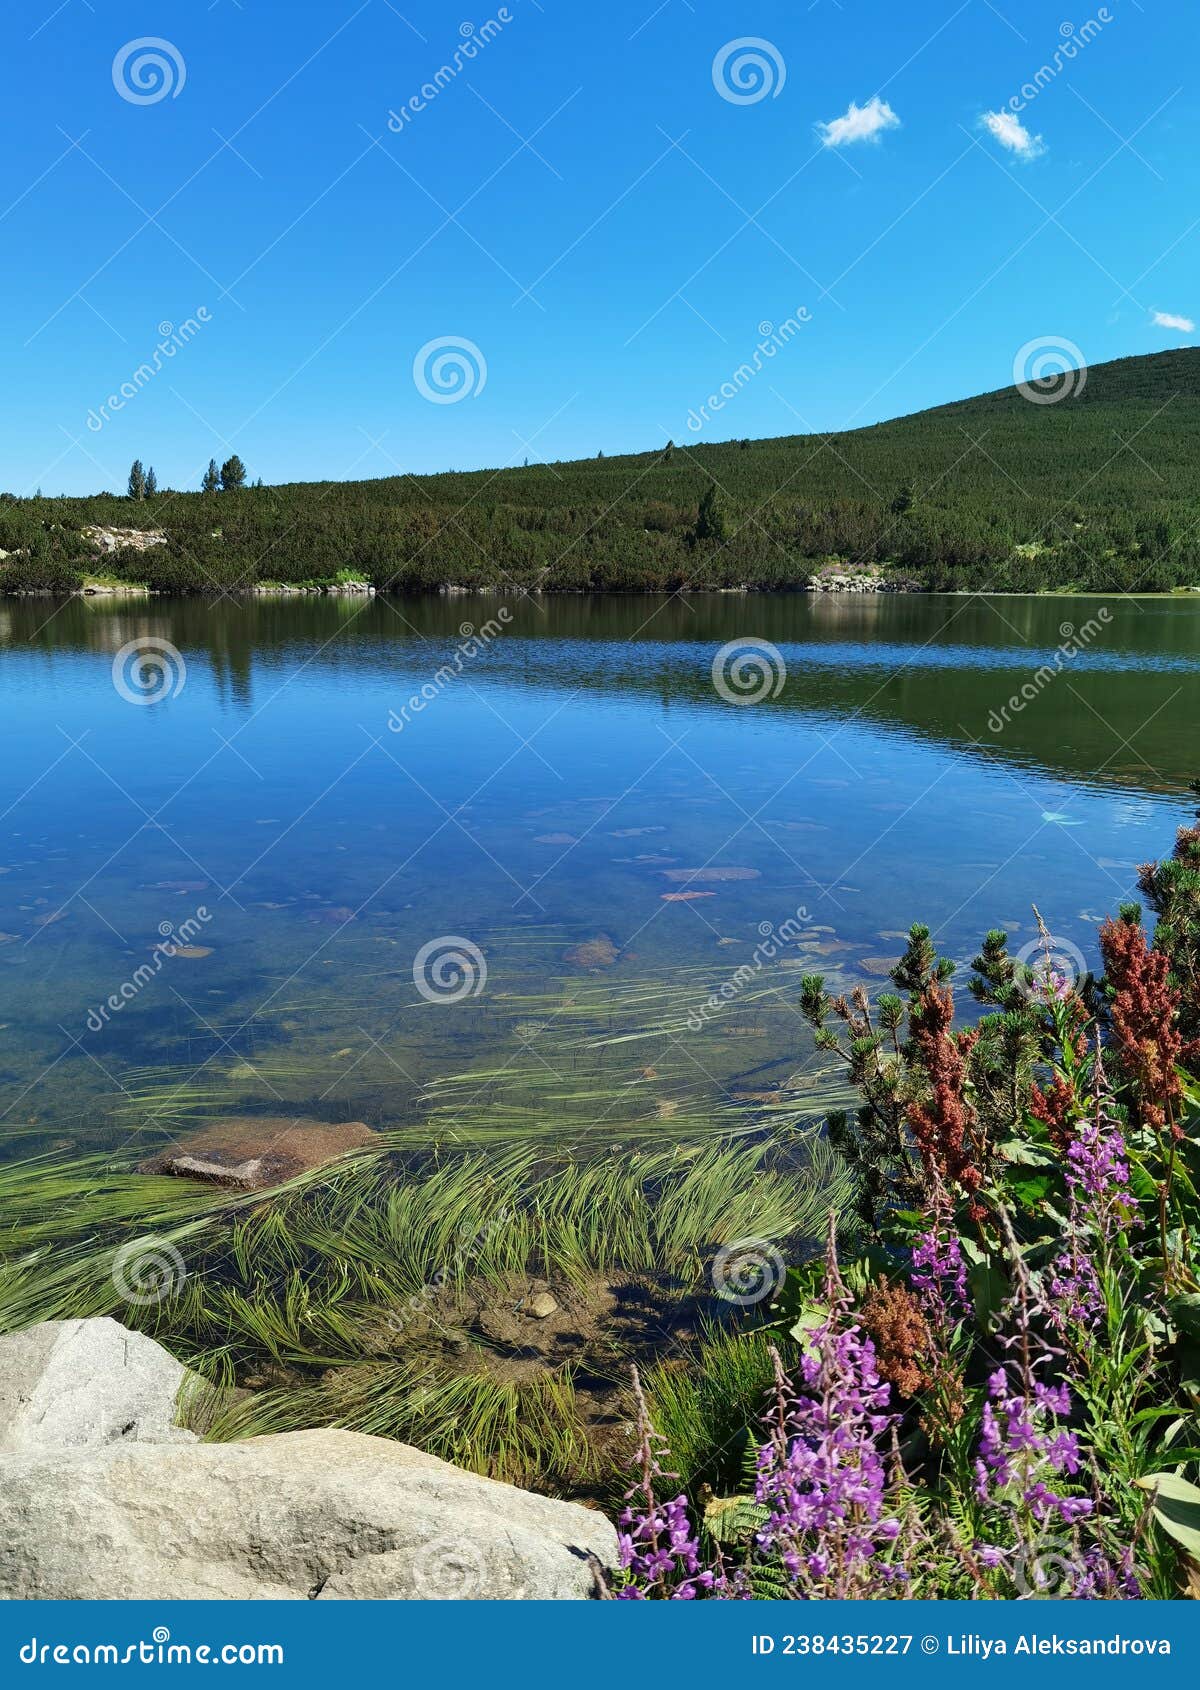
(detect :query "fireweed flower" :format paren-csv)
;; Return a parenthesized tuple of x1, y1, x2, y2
(755, 1329, 902, 1596)
(1073, 1545, 1142, 1600)
(1046, 1061, 1137, 1334)
(617, 1492, 714, 1600)
(974, 1363, 1090, 1526)
(911, 1225, 969, 1324)
(615, 1367, 718, 1600)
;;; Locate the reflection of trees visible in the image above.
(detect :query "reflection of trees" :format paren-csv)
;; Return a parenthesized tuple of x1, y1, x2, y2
(6, 595, 1196, 793)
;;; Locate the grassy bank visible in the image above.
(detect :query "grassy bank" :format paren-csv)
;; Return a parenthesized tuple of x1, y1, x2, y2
(6, 350, 1200, 597)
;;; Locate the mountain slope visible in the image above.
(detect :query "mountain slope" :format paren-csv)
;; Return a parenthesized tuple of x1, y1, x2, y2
(5, 349, 1200, 595)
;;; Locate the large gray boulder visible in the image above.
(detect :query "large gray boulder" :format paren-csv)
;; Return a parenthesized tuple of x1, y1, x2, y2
(0, 1318, 196, 1452)
(0, 1427, 617, 1600)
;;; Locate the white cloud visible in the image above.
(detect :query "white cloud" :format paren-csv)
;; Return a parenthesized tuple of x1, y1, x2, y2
(1152, 310, 1195, 333)
(981, 109, 1046, 160)
(817, 96, 900, 148)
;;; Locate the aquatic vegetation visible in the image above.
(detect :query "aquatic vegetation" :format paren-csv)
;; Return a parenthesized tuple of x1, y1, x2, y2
(0, 1128, 854, 1492)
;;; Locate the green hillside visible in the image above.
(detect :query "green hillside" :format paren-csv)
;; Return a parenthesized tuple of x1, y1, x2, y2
(6, 348, 1200, 595)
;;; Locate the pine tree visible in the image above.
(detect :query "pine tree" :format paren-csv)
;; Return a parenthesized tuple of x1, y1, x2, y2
(694, 480, 730, 543)
(202, 459, 220, 494)
(220, 455, 247, 492)
(145, 467, 158, 496)
(127, 460, 146, 500)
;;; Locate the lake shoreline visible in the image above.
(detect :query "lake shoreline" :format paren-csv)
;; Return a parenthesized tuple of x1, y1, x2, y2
(7, 582, 1200, 602)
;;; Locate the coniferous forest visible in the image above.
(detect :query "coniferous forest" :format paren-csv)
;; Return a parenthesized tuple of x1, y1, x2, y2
(5, 349, 1200, 597)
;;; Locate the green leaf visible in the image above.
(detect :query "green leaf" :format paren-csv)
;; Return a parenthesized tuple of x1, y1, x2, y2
(703, 1494, 769, 1546)
(998, 1137, 1056, 1167)
(789, 1302, 831, 1351)
(1136, 1472, 1200, 1558)
(1126, 1159, 1160, 1204)
(1167, 1294, 1200, 1343)
(1004, 1171, 1054, 1209)
(967, 1259, 1007, 1332)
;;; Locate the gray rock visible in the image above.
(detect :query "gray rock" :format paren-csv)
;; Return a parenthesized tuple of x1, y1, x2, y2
(0, 1428, 617, 1600)
(527, 1292, 559, 1319)
(0, 1318, 195, 1452)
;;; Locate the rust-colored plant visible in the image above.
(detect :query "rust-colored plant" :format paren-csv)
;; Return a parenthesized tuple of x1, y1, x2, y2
(1099, 912, 1184, 1132)
(860, 1279, 930, 1401)
(907, 978, 986, 1219)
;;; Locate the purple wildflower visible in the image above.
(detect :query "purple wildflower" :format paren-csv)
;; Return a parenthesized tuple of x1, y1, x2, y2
(974, 1363, 1091, 1527)
(911, 1225, 969, 1324)
(617, 1492, 714, 1600)
(1047, 1065, 1137, 1335)
(1072, 1545, 1142, 1600)
(615, 1366, 718, 1600)
(755, 1326, 900, 1597)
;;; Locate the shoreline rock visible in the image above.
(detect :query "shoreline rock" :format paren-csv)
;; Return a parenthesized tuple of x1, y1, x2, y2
(0, 1318, 196, 1452)
(0, 1321, 618, 1601)
(805, 572, 924, 593)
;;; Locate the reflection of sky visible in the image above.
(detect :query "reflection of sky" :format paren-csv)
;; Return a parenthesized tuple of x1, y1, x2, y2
(0, 598, 1194, 1154)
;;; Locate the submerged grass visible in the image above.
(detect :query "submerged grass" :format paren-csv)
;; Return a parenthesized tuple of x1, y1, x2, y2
(641, 1323, 783, 1502)
(0, 959, 860, 1493)
(0, 1126, 853, 1490)
(204, 1360, 598, 1492)
(124, 1133, 853, 1369)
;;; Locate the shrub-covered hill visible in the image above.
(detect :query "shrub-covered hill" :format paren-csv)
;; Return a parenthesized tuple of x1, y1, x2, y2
(6, 348, 1200, 595)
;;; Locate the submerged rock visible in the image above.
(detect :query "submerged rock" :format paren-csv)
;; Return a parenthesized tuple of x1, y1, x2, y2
(660, 867, 761, 883)
(562, 934, 619, 970)
(138, 1116, 378, 1192)
(0, 1426, 616, 1599)
(859, 956, 901, 977)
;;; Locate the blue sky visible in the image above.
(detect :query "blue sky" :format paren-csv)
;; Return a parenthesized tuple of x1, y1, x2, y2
(5, 0, 1198, 494)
